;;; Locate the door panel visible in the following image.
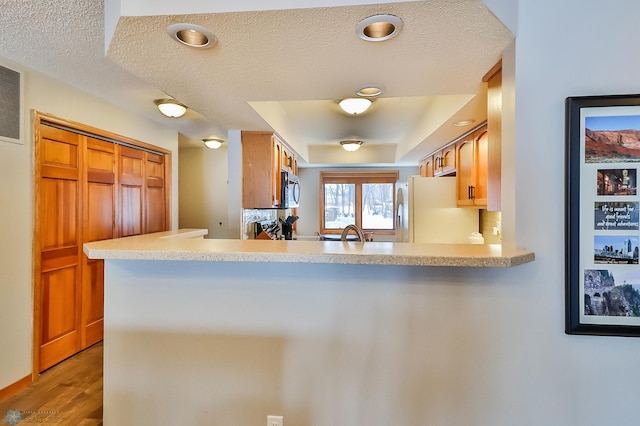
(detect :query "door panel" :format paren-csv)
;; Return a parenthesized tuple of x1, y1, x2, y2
(120, 185, 143, 236)
(145, 152, 166, 233)
(119, 146, 144, 237)
(146, 186, 166, 233)
(37, 124, 82, 372)
(41, 266, 78, 342)
(39, 179, 78, 249)
(82, 258, 104, 346)
(81, 137, 115, 348)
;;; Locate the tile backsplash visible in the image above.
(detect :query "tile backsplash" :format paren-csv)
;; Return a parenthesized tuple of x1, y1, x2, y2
(242, 209, 291, 239)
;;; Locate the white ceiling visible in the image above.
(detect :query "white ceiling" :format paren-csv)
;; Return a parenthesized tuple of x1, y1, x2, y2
(0, 0, 513, 166)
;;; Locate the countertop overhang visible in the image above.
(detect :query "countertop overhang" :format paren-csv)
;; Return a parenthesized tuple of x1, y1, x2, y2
(83, 229, 535, 268)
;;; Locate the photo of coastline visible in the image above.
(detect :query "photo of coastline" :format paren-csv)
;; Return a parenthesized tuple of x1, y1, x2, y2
(584, 269, 640, 316)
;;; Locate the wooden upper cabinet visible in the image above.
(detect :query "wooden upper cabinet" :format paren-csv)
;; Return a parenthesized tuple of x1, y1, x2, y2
(242, 131, 297, 208)
(433, 143, 456, 176)
(456, 126, 488, 207)
(418, 155, 434, 177)
(485, 63, 502, 212)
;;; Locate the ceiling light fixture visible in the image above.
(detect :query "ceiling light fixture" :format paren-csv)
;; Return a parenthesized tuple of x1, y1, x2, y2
(356, 14, 404, 42)
(339, 98, 372, 115)
(356, 84, 384, 97)
(203, 138, 224, 149)
(453, 119, 475, 127)
(167, 23, 217, 49)
(154, 99, 187, 118)
(340, 140, 363, 152)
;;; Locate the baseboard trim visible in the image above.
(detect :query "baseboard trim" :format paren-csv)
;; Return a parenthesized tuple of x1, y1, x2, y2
(0, 375, 32, 403)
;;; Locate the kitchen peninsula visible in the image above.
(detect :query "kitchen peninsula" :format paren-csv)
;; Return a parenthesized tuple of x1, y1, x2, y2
(84, 230, 534, 425)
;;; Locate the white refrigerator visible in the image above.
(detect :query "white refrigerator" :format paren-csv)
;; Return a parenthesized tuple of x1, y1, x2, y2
(396, 176, 479, 243)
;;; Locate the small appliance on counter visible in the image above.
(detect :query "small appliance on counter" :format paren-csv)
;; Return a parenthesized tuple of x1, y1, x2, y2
(280, 215, 299, 240)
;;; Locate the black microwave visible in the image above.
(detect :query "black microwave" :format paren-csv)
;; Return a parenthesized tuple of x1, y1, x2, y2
(281, 171, 300, 208)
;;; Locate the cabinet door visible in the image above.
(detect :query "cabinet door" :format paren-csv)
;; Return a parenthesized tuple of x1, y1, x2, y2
(456, 139, 475, 206)
(433, 151, 444, 175)
(37, 125, 82, 371)
(474, 131, 489, 206)
(441, 144, 456, 175)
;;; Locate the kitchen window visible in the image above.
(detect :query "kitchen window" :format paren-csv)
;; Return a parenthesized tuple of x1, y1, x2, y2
(320, 171, 399, 235)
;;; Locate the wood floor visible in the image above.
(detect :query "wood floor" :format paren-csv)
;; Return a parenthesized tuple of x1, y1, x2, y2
(0, 342, 103, 425)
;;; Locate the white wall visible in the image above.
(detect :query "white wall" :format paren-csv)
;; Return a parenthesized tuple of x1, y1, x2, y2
(507, 0, 640, 422)
(0, 59, 180, 390)
(296, 166, 418, 239)
(110, 1, 640, 424)
(178, 143, 229, 238)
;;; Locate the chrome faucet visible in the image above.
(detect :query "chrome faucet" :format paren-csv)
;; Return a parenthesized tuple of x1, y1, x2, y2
(341, 224, 366, 242)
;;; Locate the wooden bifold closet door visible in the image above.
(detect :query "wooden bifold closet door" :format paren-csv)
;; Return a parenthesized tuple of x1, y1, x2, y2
(34, 115, 170, 373)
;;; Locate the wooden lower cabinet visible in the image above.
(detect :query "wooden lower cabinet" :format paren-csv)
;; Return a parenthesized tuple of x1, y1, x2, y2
(35, 115, 169, 372)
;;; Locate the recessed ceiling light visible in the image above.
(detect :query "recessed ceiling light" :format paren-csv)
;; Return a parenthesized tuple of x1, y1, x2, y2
(154, 99, 187, 118)
(203, 138, 224, 149)
(356, 14, 403, 42)
(356, 84, 384, 97)
(339, 98, 372, 115)
(167, 23, 217, 49)
(453, 119, 475, 127)
(340, 140, 363, 152)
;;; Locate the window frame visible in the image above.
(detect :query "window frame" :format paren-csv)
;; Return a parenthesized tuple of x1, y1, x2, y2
(319, 170, 399, 235)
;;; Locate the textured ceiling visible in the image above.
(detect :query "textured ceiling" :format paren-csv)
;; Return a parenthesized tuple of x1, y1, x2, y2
(0, 0, 513, 166)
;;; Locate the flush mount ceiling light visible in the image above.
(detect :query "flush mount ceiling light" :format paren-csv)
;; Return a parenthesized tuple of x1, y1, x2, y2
(339, 98, 372, 115)
(453, 119, 476, 127)
(203, 138, 224, 149)
(340, 140, 363, 152)
(356, 14, 403, 42)
(356, 84, 384, 98)
(154, 99, 187, 118)
(167, 23, 217, 49)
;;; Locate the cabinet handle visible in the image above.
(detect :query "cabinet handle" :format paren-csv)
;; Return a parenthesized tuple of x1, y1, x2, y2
(470, 185, 476, 200)
(468, 185, 471, 200)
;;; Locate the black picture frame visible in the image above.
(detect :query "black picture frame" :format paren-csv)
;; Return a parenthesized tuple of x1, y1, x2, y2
(566, 94, 640, 337)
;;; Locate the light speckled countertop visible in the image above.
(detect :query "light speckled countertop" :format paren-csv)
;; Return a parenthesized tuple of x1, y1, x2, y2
(83, 229, 534, 268)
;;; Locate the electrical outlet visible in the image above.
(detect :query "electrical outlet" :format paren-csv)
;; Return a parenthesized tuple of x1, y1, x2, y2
(267, 415, 283, 426)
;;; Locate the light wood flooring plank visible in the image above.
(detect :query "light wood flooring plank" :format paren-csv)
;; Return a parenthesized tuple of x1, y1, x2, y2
(0, 342, 103, 425)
